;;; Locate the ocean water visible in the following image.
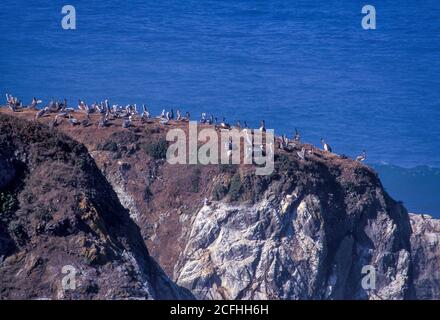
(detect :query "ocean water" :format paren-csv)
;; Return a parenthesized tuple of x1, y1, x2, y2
(1, 1, 439, 216)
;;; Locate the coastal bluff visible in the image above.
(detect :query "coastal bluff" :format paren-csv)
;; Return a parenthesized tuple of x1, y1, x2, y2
(1, 109, 439, 299)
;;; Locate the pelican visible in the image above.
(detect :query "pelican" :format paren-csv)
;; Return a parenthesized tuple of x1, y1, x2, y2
(56, 110, 70, 118)
(220, 117, 230, 130)
(28, 97, 42, 109)
(5, 93, 12, 105)
(59, 98, 68, 110)
(321, 138, 332, 153)
(142, 104, 150, 120)
(81, 114, 91, 127)
(260, 144, 266, 157)
(200, 113, 207, 124)
(356, 150, 366, 162)
(123, 116, 132, 128)
(169, 108, 174, 120)
(94, 102, 102, 113)
(226, 137, 233, 157)
(49, 115, 63, 128)
(35, 107, 48, 119)
(78, 100, 87, 111)
(98, 115, 108, 127)
(157, 109, 166, 119)
(68, 114, 79, 126)
(294, 128, 300, 142)
(259, 120, 266, 132)
(297, 147, 306, 161)
(235, 121, 241, 130)
(104, 99, 109, 112)
(176, 109, 182, 121)
(185, 111, 190, 121)
(278, 137, 286, 150)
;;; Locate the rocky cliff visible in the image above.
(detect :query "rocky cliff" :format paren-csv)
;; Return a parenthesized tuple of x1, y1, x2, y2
(409, 214, 440, 299)
(0, 114, 191, 299)
(0, 109, 439, 300)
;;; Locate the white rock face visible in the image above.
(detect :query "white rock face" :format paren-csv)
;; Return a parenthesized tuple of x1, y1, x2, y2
(409, 214, 440, 299)
(175, 189, 412, 300)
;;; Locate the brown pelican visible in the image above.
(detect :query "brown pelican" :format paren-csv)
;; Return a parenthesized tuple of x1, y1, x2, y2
(294, 128, 300, 142)
(226, 137, 233, 157)
(28, 97, 42, 109)
(58, 98, 68, 110)
(49, 114, 63, 128)
(78, 100, 87, 111)
(141, 104, 150, 121)
(160, 113, 170, 125)
(5, 93, 13, 105)
(297, 147, 306, 160)
(98, 114, 108, 127)
(35, 107, 49, 119)
(123, 116, 132, 128)
(200, 113, 207, 124)
(259, 120, 266, 133)
(260, 144, 266, 157)
(68, 114, 79, 126)
(356, 150, 366, 162)
(185, 111, 190, 121)
(81, 114, 91, 127)
(157, 109, 166, 119)
(220, 117, 230, 130)
(320, 138, 332, 153)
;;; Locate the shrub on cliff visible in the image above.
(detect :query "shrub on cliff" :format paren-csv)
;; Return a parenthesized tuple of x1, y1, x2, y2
(212, 183, 228, 201)
(228, 173, 243, 202)
(144, 139, 168, 160)
(0, 192, 18, 221)
(100, 141, 118, 152)
(190, 167, 201, 193)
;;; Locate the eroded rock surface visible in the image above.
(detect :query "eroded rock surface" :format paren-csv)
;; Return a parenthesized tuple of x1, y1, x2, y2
(1, 109, 439, 300)
(0, 114, 191, 299)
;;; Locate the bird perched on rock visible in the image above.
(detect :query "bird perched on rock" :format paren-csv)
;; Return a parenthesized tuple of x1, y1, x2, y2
(356, 150, 366, 162)
(320, 138, 332, 153)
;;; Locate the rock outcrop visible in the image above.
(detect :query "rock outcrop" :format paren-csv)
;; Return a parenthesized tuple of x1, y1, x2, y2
(0, 114, 191, 299)
(1, 109, 439, 300)
(174, 158, 413, 299)
(409, 214, 440, 299)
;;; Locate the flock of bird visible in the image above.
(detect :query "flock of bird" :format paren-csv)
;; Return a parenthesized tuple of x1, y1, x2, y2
(3, 93, 367, 163)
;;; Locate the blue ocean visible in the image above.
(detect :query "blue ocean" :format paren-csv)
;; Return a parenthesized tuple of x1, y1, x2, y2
(1, 1, 439, 216)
